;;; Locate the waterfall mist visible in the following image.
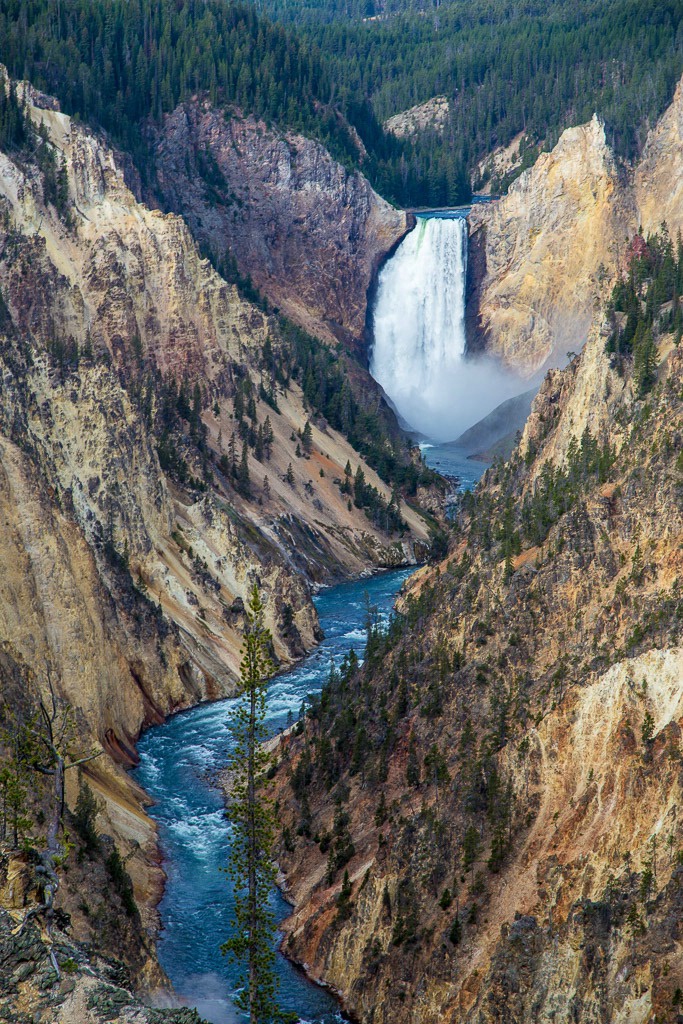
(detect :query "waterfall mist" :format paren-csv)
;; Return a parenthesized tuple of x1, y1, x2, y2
(370, 215, 522, 442)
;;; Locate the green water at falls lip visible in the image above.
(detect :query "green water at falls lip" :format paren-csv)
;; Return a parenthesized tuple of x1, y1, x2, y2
(134, 568, 415, 1024)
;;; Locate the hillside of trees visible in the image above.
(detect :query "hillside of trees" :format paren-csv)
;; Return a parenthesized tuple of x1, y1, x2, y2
(0, 0, 468, 207)
(3, 0, 683, 209)
(257, 0, 683, 196)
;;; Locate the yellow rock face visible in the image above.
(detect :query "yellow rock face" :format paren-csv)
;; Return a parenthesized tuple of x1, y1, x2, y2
(636, 76, 683, 237)
(469, 74, 683, 377)
(469, 116, 636, 376)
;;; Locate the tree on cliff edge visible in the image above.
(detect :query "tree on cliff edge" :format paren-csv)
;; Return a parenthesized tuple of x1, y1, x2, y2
(222, 585, 281, 1023)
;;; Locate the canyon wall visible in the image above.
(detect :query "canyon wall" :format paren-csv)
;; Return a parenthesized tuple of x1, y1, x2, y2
(274, 305, 683, 1022)
(467, 116, 635, 376)
(150, 100, 408, 354)
(469, 73, 683, 377)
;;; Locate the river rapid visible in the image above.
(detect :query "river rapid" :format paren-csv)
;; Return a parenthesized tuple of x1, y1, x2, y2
(135, 568, 416, 1024)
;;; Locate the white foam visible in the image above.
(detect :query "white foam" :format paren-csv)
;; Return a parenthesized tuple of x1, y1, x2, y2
(371, 216, 520, 440)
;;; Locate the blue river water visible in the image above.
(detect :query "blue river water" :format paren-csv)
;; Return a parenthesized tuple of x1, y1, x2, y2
(134, 568, 416, 1024)
(419, 442, 487, 493)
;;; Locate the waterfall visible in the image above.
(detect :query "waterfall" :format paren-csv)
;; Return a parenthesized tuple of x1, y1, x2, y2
(370, 214, 470, 440)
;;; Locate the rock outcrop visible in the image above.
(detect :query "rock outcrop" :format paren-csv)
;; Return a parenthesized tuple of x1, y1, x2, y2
(150, 101, 408, 353)
(468, 75, 683, 376)
(0, 886, 205, 1024)
(635, 75, 683, 237)
(468, 115, 635, 376)
(384, 97, 450, 140)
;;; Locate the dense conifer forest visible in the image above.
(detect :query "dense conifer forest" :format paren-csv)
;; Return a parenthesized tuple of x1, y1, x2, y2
(4, 0, 683, 207)
(0, 0, 461, 206)
(258, 0, 683, 199)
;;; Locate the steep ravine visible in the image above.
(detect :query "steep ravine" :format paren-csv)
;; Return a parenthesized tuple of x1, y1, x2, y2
(0, 68, 436, 1017)
(4, 52, 683, 1024)
(135, 570, 415, 1023)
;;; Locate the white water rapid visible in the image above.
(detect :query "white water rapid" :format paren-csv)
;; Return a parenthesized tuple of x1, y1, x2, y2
(370, 213, 517, 441)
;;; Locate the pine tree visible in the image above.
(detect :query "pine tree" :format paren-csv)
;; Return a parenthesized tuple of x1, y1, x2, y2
(254, 425, 265, 462)
(263, 416, 274, 460)
(406, 734, 420, 788)
(463, 824, 481, 878)
(0, 760, 29, 847)
(228, 432, 238, 475)
(353, 466, 366, 508)
(239, 441, 251, 496)
(191, 383, 202, 435)
(222, 586, 281, 1024)
(301, 419, 313, 454)
(449, 915, 462, 945)
(633, 325, 657, 396)
(335, 869, 353, 922)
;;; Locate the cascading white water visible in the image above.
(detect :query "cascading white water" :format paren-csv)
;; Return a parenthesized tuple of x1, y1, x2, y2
(370, 214, 471, 440)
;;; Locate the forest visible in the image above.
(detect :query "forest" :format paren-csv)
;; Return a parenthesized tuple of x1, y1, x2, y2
(259, 0, 683, 199)
(3, 0, 683, 208)
(0, 0, 465, 206)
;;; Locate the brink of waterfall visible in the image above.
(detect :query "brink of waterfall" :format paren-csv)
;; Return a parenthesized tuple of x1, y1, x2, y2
(370, 213, 519, 441)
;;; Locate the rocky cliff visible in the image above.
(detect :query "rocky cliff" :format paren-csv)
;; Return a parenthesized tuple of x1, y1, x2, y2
(468, 73, 683, 377)
(0, 69, 434, 1002)
(636, 76, 683, 237)
(273, 298, 683, 1022)
(0, 901, 205, 1024)
(384, 98, 450, 141)
(149, 100, 407, 354)
(468, 116, 634, 376)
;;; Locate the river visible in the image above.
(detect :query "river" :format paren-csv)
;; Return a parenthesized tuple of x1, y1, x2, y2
(420, 442, 486, 494)
(134, 568, 417, 1024)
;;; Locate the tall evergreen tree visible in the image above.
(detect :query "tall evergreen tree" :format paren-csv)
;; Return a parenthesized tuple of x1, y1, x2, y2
(301, 419, 313, 454)
(222, 586, 280, 1024)
(239, 440, 251, 497)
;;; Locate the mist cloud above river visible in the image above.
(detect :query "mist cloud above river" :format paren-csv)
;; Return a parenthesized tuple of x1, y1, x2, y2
(151, 973, 241, 1024)
(384, 352, 527, 442)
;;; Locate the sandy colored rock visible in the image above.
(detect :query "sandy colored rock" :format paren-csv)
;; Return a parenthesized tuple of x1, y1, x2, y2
(468, 116, 635, 376)
(384, 97, 450, 141)
(636, 75, 683, 236)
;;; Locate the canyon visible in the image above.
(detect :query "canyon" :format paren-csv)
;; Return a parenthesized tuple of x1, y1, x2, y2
(0, 68, 434, 1020)
(1, 46, 683, 1024)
